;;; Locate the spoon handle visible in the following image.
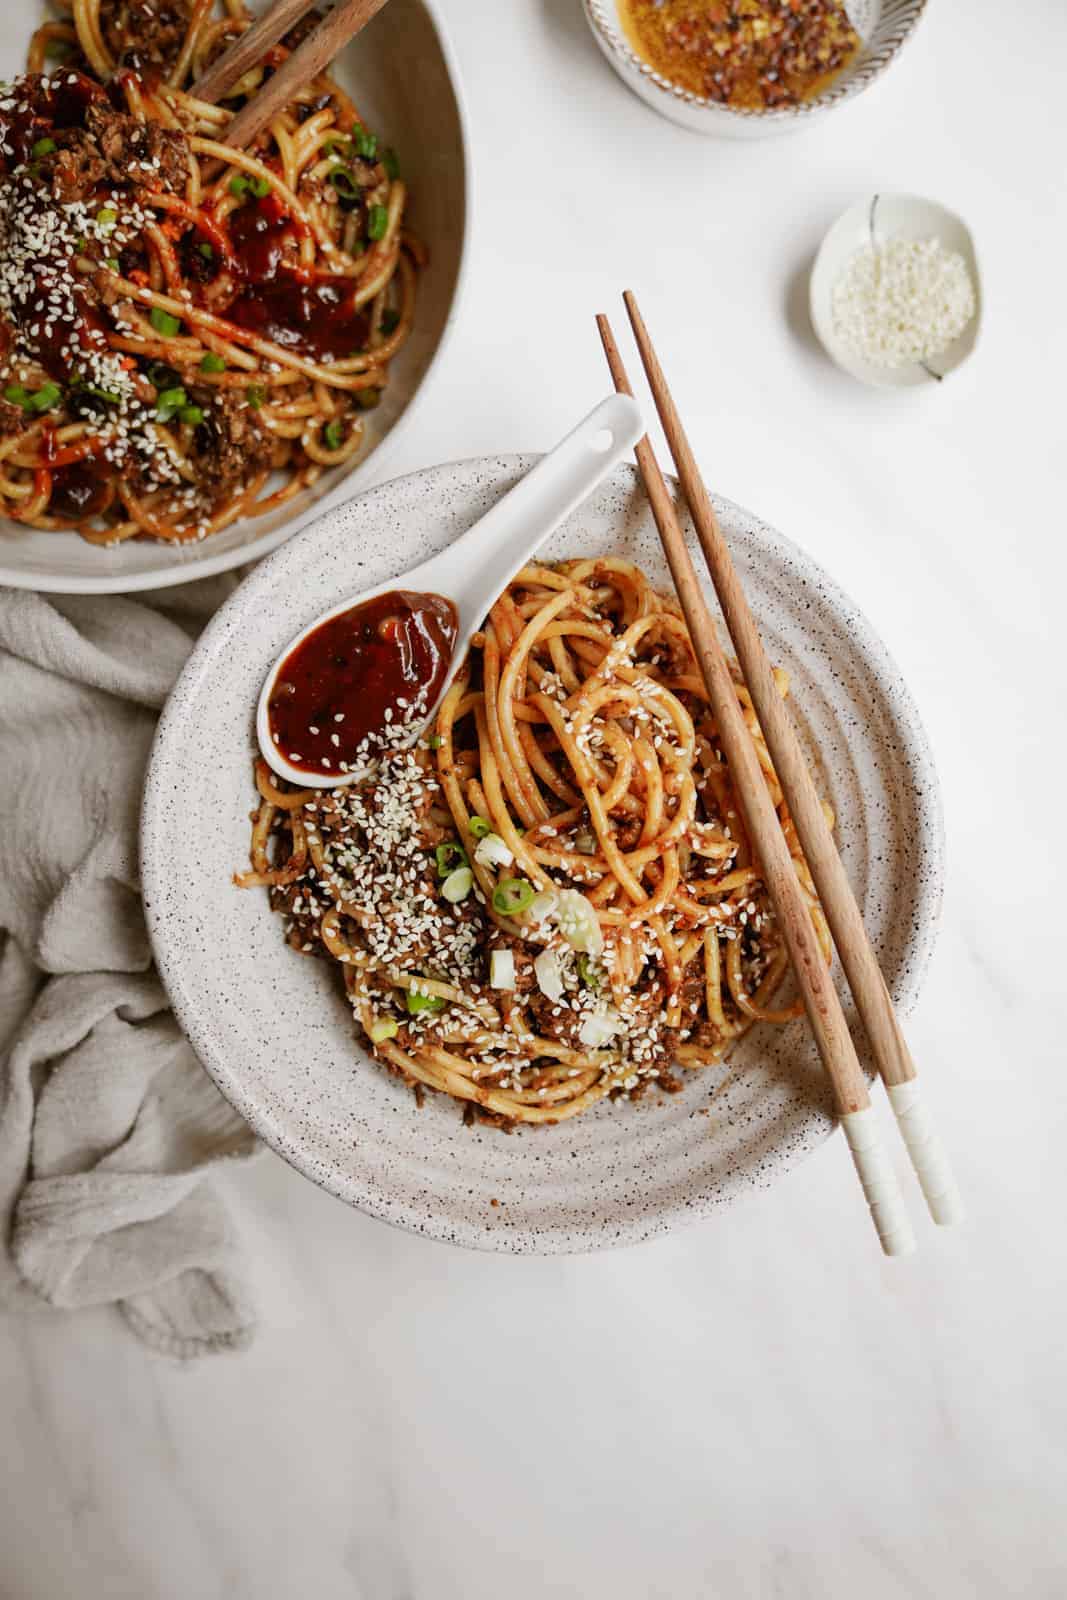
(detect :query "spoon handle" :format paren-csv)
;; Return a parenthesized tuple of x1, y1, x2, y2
(444, 394, 644, 638)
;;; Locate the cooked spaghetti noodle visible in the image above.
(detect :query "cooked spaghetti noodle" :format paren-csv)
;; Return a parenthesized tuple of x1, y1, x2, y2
(0, 0, 419, 544)
(237, 560, 834, 1127)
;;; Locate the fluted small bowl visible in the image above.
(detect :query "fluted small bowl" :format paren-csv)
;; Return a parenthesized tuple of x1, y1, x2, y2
(582, 0, 928, 139)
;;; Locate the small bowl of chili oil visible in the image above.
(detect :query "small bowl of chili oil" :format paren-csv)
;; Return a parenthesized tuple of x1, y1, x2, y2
(581, 1, 929, 139)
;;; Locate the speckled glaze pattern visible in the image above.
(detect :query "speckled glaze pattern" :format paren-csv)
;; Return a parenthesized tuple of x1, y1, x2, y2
(583, 0, 928, 137)
(141, 458, 944, 1253)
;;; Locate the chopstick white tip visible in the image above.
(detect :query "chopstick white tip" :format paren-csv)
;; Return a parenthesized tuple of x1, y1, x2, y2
(886, 1081, 965, 1227)
(841, 1107, 917, 1258)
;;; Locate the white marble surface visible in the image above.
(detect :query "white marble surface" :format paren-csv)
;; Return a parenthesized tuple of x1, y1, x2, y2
(4, 2, 1067, 1595)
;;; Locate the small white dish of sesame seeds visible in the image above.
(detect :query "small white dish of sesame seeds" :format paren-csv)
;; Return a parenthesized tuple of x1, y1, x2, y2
(809, 193, 981, 388)
(142, 455, 945, 1254)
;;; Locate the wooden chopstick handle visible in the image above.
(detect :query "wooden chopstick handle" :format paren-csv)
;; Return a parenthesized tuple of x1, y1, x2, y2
(621, 289, 961, 1228)
(191, 0, 318, 105)
(597, 315, 915, 1260)
(216, 0, 391, 153)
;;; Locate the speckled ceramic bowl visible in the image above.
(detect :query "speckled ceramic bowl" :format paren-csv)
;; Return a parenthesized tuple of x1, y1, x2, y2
(141, 457, 944, 1252)
(0, 0, 469, 594)
(583, 0, 928, 139)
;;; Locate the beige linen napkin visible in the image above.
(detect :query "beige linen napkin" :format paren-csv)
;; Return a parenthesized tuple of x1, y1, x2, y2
(0, 578, 259, 1357)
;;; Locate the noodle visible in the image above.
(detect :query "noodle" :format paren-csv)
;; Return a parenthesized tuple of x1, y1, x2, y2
(2, 0, 419, 544)
(236, 560, 835, 1128)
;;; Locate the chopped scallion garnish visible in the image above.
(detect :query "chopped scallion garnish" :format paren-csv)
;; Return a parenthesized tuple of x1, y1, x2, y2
(405, 990, 446, 1015)
(155, 385, 187, 421)
(492, 878, 535, 916)
(150, 307, 181, 337)
(435, 841, 468, 878)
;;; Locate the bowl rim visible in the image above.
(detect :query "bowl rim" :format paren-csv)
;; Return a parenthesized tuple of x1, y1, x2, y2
(582, 0, 929, 123)
(141, 453, 946, 1254)
(0, 0, 473, 596)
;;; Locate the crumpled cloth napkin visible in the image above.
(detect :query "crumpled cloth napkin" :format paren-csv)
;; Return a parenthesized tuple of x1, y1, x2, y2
(0, 577, 260, 1358)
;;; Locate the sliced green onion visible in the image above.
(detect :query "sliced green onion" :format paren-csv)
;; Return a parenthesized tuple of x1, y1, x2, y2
(468, 816, 491, 839)
(368, 1017, 399, 1043)
(228, 174, 250, 196)
(85, 384, 120, 404)
(492, 878, 535, 917)
(104, 257, 120, 272)
(441, 866, 473, 903)
(246, 385, 265, 409)
(327, 167, 361, 200)
(475, 831, 513, 870)
(489, 949, 516, 990)
(351, 126, 377, 159)
(179, 404, 204, 426)
(379, 308, 400, 336)
(435, 841, 468, 878)
(556, 889, 604, 956)
(250, 175, 272, 197)
(354, 387, 380, 410)
(578, 1006, 624, 1049)
(382, 146, 400, 180)
(28, 382, 61, 413)
(95, 205, 117, 228)
(150, 307, 181, 338)
(577, 954, 601, 990)
(427, 733, 442, 750)
(72, 236, 87, 253)
(534, 948, 564, 1002)
(200, 352, 226, 373)
(32, 136, 56, 158)
(405, 990, 446, 1015)
(197, 241, 214, 260)
(367, 203, 388, 241)
(155, 385, 187, 421)
(3, 383, 29, 407)
(323, 418, 344, 451)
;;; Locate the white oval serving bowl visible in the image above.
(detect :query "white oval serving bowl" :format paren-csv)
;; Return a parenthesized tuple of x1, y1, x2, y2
(0, 0, 470, 593)
(142, 455, 944, 1254)
(582, 0, 927, 139)
(810, 192, 982, 388)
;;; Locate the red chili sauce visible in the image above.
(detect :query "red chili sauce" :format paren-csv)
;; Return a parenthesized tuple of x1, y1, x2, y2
(267, 590, 458, 777)
(227, 191, 370, 363)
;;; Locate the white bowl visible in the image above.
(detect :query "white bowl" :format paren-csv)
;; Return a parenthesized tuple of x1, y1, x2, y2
(0, 0, 470, 593)
(582, 0, 927, 139)
(810, 192, 982, 388)
(141, 456, 945, 1254)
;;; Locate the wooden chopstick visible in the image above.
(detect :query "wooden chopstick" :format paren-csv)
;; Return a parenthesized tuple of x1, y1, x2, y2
(190, 0, 319, 106)
(194, 0, 392, 152)
(619, 290, 963, 1229)
(597, 313, 916, 1258)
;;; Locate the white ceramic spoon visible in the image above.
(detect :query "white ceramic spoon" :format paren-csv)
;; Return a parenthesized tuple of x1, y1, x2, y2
(257, 392, 644, 787)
